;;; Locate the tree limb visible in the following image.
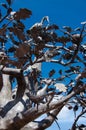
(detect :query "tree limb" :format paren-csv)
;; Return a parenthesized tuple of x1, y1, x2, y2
(0, 66, 22, 76)
(15, 74, 26, 100)
(21, 105, 63, 130)
(1, 90, 76, 130)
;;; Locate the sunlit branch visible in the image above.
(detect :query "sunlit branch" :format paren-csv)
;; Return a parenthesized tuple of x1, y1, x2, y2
(21, 106, 63, 130)
(0, 66, 22, 76)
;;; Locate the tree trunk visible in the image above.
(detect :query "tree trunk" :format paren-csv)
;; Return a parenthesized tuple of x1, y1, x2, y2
(0, 74, 12, 107)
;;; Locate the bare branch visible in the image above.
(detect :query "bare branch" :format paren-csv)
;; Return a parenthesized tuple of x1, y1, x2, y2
(71, 109, 86, 130)
(0, 66, 22, 76)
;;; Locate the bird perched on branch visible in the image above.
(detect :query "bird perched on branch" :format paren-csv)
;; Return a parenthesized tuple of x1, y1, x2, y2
(37, 79, 52, 96)
(26, 79, 52, 110)
(30, 16, 49, 30)
(37, 84, 48, 96)
(26, 92, 45, 110)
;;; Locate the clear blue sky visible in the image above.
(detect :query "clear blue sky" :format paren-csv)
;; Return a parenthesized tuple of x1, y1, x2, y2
(12, 0, 86, 28)
(11, 0, 86, 129)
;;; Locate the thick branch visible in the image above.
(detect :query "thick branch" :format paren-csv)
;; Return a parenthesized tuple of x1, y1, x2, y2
(0, 66, 22, 76)
(2, 91, 76, 130)
(16, 74, 26, 100)
(21, 105, 63, 130)
(0, 84, 85, 130)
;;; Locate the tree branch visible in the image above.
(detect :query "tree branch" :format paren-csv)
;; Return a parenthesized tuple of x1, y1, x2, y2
(0, 66, 22, 76)
(1, 90, 75, 130)
(15, 74, 26, 100)
(71, 109, 86, 130)
(21, 105, 63, 130)
(0, 82, 85, 130)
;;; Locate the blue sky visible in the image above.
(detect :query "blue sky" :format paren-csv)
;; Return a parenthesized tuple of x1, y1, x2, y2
(12, 0, 86, 28)
(11, 0, 86, 129)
